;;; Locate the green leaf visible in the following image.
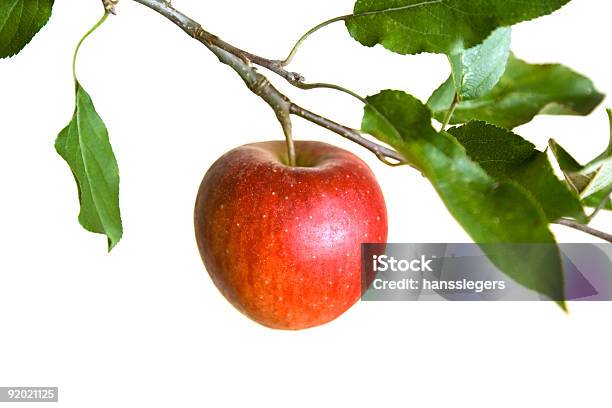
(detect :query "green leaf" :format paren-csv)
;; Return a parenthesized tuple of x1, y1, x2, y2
(428, 54, 605, 129)
(0, 0, 54, 58)
(583, 190, 612, 211)
(450, 27, 512, 101)
(362, 90, 565, 304)
(550, 109, 612, 210)
(55, 83, 123, 250)
(346, 0, 570, 56)
(448, 122, 586, 223)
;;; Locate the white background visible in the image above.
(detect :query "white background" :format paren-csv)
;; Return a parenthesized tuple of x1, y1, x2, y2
(1, 0, 611, 407)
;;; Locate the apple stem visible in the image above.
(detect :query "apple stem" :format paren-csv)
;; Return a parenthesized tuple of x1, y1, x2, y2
(279, 113, 297, 167)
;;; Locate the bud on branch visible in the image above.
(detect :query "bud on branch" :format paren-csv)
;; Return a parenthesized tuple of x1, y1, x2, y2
(103, 0, 120, 14)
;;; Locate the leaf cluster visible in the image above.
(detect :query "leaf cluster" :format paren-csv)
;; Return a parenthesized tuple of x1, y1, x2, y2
(348, 0, 609, 305)
(2, 0, 610, 305)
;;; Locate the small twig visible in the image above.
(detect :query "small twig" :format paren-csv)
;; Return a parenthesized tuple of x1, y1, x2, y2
(282, 15, 350, 66)
(588, 188, 612, 223)
(290, 81, 368, 104)
(208, 36, 304, 83)
(131, 0, 303, 81)
(287, 82, 419, 167)
(441, 92, 459, 131)
(130, 0, 406, 166)
(555, 219, 612, 242)
(289, 104, 408, 166)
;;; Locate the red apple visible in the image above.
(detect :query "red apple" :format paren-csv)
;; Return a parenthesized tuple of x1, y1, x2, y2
(194, 141, 387, 330)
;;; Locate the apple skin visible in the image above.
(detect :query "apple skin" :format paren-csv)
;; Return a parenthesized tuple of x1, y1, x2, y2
(194, 141, 387, 330)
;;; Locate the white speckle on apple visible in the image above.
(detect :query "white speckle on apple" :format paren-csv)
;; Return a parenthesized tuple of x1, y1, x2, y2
(220, 204, 224, 209)
(278, 296, 283, 301)
(364, 233, 368, 238)
(309, 215, 313, 220)
(285, 229, 289, 233)
(377, 216, 381, 221)
(264, 280, 270, 285)
(262, 214, 267, 218)
(272, 192, 276, 196)
(284, 196, 289, 200)
(236, 223, 240, 227)
(328, 281, 333, 286)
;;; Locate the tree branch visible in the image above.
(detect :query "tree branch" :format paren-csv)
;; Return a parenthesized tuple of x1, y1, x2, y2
(130, 0, 405, 165)
(555, 219, 612, 243)
(113, 1, 612, 243)
(290, 104, 406, 165)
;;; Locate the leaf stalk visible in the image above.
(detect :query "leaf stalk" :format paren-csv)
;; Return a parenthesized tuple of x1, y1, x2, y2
(282, 15, 350, 66)
(441, 92, 459, 131)
(72, 12, 109, 83)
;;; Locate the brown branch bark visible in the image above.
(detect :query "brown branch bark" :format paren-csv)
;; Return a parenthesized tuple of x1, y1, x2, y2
(129, 0, 406, 165)
(555, 219, 612, 243)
